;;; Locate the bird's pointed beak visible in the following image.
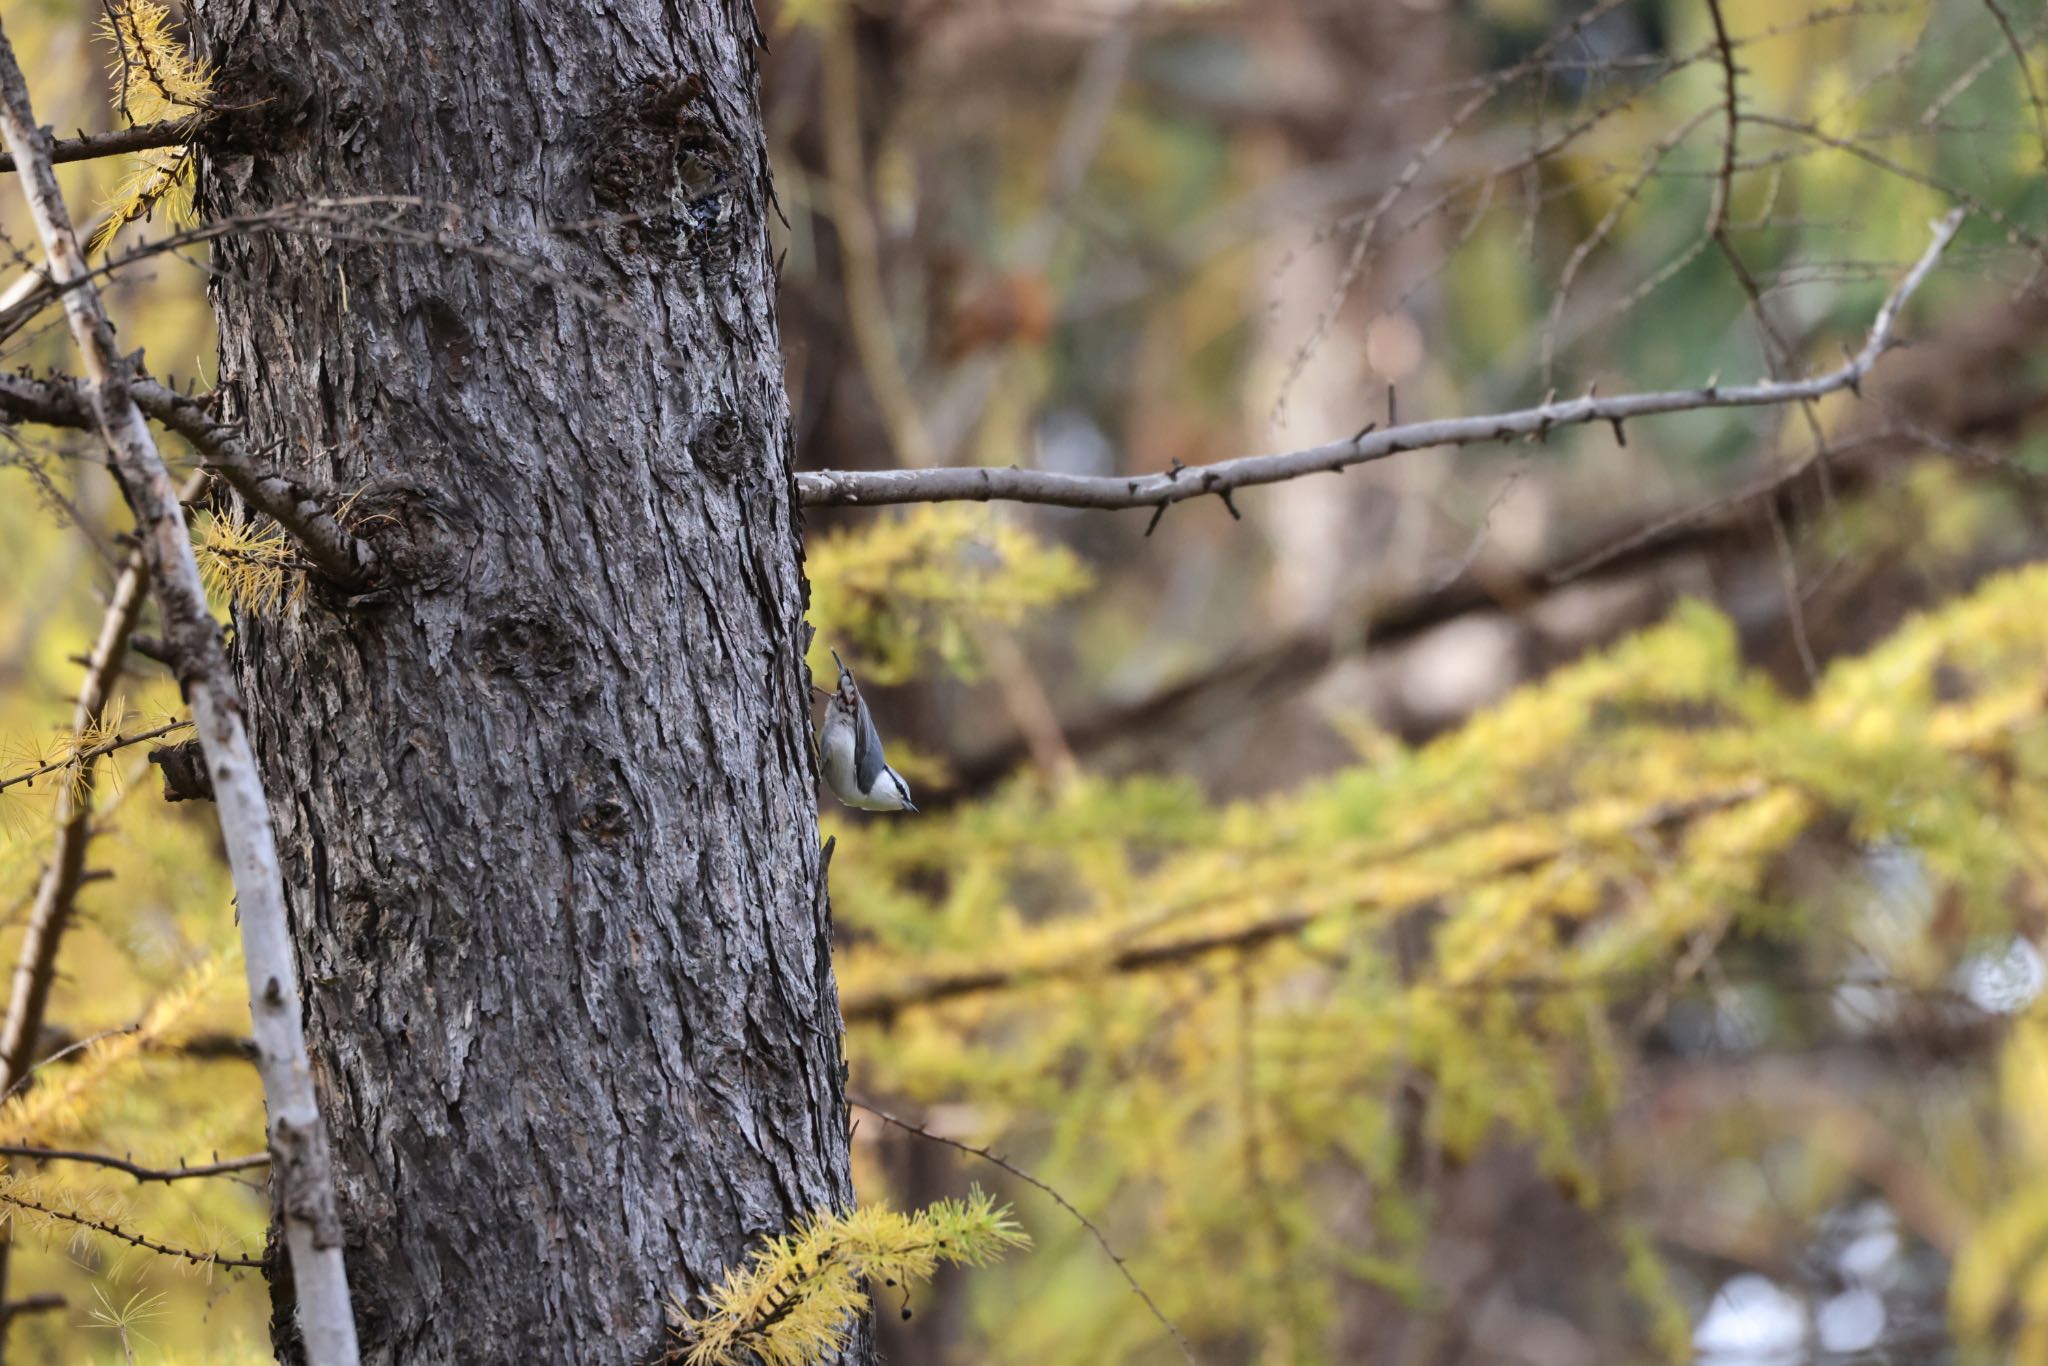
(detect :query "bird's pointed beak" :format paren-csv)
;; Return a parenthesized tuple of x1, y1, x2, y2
(900, 798, 919, 813)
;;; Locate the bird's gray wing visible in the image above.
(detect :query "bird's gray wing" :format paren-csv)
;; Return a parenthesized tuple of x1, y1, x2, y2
(852, 696, 889, 793)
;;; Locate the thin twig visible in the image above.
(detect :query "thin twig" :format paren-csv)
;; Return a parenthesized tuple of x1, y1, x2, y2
(819, 22, 932, 468)
(0, 719, 190, 796)
(1746, 112, 2042, 252)
(1698, 0, 1838, 548)
(1765, 495, 1820, 684)
(0, 1188, 262, 1268)
(1541, 104, 1718, 384)
(800, 210, 1966, 511)
(1274, 0, 1637, 418)
(1975, 0, 2048, 170)
(0, 1025, 137, 1106)
(0, 1145, 268, 1183)
(1703, 0, 1741, 241)
(1549, 420, 1880, 581)
(0, 537, 165, 1125)
(848, 1096, 1198, 1364)
(1426, 465, 1523, 594)
(1703, 0, 1801, 376)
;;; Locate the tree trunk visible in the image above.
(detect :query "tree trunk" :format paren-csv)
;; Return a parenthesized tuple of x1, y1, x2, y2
(188, 1, 857, 1359)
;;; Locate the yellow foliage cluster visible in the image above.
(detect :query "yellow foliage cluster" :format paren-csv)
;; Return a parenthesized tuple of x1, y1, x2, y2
(192, 509, 301, 613)
(805, 505, 1090, 687)
(668, 1188, 1028, 1365)
(0, 951, 264, 1347)
(823, 563, 2048, 1361)
(1955, 1004, 2048, 1353)
(90, 0, 211, 254)
(2, 955, 226, 1140)
(1, 692, 125, 804)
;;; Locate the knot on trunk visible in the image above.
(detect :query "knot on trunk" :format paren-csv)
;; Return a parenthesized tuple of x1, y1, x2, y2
(476, 608, 576, 679)
(589, 76, 742, 266)
(690, 404, 753, 481)
(205, 53, 313, 157)
(339, 477, 472, 588)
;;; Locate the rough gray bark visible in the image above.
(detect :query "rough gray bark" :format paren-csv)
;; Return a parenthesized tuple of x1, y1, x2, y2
(187, 1, 857, 1360)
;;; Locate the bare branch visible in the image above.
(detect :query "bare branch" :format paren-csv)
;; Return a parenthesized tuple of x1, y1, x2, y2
(849, 1096, 1197, 1365)
(1541, 105, 1718, 385)
(799, 209, 1966, 512)
(947, 372, 2048, 804)
(1746, 111, 2044, 253)
(0, 116, 203, 174)
(0, 18, 359, 1361)
(4, 1024, 258, 1098)
(0, 1145, 268, 1183)
(1704, 0, 1800, 376)
(0, 370, 378, 587)
(1275, 0, 1637, 417)
(0, 1187, 263, 1269)
(2, 1026, 138, 1105)
(0, 718, 191, 796)
(0, 1293, 62, 1324)
(1975, 0, 2048, 171)
(136, 379, 380, 587)
(820, 22, 932, 469)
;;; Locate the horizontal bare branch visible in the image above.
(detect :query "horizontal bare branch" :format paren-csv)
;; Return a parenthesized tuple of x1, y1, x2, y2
(19, 1023, 257, 1072)
(0, 1293, 62, 1323)
(0, 371, 378, 587)
(0, 1187, 262, 1268)
(797, 208, 1966, 513)
(0, 719, 189, 796)
(0, 117, 202, 174)
(0, 1144, 268, 1183)
(947, 286, 2048, 802)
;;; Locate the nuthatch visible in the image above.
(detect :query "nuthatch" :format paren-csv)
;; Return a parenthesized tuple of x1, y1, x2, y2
(816, 650, 918, 813)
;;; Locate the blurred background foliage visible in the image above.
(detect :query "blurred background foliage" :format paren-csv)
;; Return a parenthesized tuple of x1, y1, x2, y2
(6, 0, 2048, 1360)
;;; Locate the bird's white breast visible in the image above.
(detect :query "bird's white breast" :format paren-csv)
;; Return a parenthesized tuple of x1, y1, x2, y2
(817, 714, 883, 810)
